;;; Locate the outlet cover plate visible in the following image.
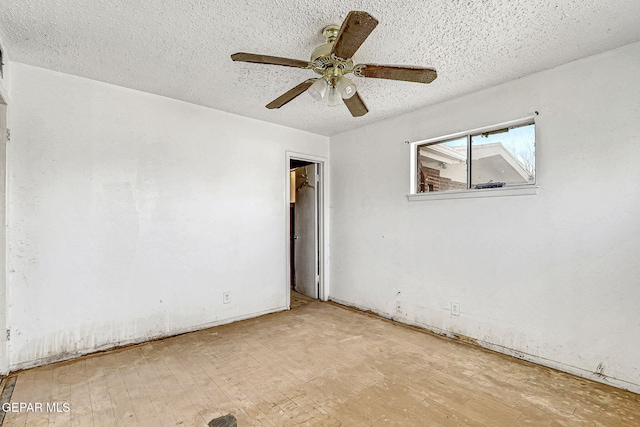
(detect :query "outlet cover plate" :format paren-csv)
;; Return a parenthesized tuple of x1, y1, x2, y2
(451, 302, 460, 316)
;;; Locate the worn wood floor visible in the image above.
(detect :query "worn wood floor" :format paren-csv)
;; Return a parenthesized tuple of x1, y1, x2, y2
(290, 291, 314, 309)
(1, 300, 638, 426)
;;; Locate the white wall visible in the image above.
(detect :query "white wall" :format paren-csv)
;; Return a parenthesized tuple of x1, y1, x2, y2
(0, 97, 7, 374)
(0, 40, 10, 99)
(329, 41, 640, 392)
(7, 63, 328, 371)
(0, 45, 9, 375)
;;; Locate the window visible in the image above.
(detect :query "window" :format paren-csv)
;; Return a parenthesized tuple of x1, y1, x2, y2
(413, 120, 536, 196)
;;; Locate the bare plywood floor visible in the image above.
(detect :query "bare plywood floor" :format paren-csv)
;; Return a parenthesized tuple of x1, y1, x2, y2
(290, 291, 314, 309)
(2, 301, 639, 426)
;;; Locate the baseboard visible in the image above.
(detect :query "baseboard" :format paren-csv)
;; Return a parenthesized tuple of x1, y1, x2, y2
(329, 297, 640, 395)
(8, 305, 288, 373)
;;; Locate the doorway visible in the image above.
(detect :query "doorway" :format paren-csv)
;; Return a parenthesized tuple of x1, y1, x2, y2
(290, 161, 318, 299)
(286, 152, 326, 308)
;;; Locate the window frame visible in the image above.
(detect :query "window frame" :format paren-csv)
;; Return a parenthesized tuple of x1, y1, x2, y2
(408, 116, 538, 201)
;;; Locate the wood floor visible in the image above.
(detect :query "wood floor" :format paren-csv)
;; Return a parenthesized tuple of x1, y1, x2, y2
(1, 300, 638, 426)
(290, 291, 314, 309)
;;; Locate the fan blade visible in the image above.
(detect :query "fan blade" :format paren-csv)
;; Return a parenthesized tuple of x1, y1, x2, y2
(231, 52, 310, 69)
(266, 80, 316, 109)
(344, 92, 368, 117)
(331, 11, 379, 59)
(356, 64, 437, 83)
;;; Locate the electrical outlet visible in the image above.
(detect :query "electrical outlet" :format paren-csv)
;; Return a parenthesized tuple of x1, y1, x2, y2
(451, 302, 460, 316)
(223, 292, 231, 304)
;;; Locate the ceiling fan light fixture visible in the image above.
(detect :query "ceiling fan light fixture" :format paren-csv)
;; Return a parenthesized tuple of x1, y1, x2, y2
(336, 76, 357, 99)
(327, 85, 343, 107)
(308, 78, 328, 101)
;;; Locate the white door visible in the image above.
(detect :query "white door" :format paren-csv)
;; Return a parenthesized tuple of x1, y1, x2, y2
(294, 165, 318, 298)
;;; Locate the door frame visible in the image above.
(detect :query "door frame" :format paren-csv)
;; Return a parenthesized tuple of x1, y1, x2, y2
(285, 151, 329, 308)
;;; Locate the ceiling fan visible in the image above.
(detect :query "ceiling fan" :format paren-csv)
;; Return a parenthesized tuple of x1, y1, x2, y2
(231, 11, 437, 117)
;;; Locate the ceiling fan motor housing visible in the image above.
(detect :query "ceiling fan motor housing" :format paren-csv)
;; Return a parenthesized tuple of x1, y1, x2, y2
(310, 25, 354, 84)
(310, 43, 334, 68)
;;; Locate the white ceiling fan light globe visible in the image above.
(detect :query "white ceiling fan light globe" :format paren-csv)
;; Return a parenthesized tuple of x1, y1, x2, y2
(336, 76, 357, 99)
(308, 78, 328, 101)
(327, 85, 343, 106)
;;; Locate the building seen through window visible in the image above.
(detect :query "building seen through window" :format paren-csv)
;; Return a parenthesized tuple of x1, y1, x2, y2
(417, 123, 535, 193)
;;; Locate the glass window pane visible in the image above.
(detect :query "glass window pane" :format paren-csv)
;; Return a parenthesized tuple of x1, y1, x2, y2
(470, 123, 535, 188)
(417, 136, 467, 193)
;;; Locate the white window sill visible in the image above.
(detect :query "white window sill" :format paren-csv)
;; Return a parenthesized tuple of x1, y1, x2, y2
(407, 185, 538, 201)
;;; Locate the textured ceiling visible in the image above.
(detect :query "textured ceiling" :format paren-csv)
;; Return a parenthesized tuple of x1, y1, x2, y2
(1, 1, 640, 136)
